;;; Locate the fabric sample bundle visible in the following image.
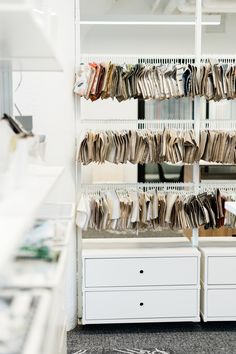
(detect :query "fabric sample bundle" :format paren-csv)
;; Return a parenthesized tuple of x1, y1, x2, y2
(74, 62, 236, 102)
(77, 188, 231, 232)
(77, 129, 236, 165)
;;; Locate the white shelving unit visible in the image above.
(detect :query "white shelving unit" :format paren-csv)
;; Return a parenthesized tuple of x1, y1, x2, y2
(0, 289, 53, 354)
(0, 288, 67, 354)
(0, 165, 64, 270)
(75, 1, 203, 324)
(2, 245, 68, 353)
(199, 237, 236, 321)
(0, 2, 73, 351)
(77, 19, 203, 248)
(0, 0, 64, 269)
(76, 0, 236, 324)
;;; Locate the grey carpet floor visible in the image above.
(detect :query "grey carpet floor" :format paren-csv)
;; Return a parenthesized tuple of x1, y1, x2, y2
(68, 322, 236, 354)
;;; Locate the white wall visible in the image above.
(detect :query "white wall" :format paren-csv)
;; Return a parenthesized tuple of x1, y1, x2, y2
(81, 25, 195, 55)
(202, 14, 236, 54)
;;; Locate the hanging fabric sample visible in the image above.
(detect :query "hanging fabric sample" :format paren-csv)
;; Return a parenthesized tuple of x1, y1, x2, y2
(77, 129, 199, 165)
(199, 130, 236, 164)
(74, 63, 198, 101)
(74, 62, 236, 102)
(77, 128, 236, 165)
(76, 188, 232, 233)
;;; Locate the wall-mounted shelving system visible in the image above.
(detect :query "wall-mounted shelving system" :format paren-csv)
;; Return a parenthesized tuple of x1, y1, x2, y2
(76, 0, 236, 324)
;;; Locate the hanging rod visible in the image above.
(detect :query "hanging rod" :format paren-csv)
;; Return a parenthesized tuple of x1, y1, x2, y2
(80, 54, 195, 65)
(200, 119, 236, 131)
(201, 55, 236, 64)
(200, 182, 236, 192)
(80, 119, 194, 130)
(80, 118, 236, 131)
(80, 54, 236, 65)
(80, 182, 195, 192)
(80, 182, 236, 193)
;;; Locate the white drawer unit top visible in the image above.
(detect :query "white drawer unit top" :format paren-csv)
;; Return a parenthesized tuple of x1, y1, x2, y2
(82, 237, 199, 258)
(199, 238, 236, 256)
(199, 238, 236, 286)
(84, 289, 199, 322)
(84, 256, 198, 288)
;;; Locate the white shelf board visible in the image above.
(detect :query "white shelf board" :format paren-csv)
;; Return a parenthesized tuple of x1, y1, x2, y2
(2, 247, 67, 289)
(0, 289, 51, 354)
(225, 201, 236, 216)
(0, 164, 64, 271)
(0, 1, 61, 71)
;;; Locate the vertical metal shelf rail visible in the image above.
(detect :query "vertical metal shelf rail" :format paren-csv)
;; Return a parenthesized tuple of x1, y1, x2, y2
(192, 0, 202, 247)
(74, 0, 83, 320)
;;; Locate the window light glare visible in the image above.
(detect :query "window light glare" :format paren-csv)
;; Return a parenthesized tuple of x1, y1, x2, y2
(33, 8, 44, 15)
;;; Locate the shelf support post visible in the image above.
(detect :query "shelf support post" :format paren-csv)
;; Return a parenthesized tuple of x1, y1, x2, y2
(74, 0, 83, 322)
(192, 0, 202, 247)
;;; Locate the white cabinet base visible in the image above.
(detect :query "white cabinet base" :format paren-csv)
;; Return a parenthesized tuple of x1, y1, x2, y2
(199, 238, 236, 322)
(82, 317, 201, 325)
(81, 238, 200, 325)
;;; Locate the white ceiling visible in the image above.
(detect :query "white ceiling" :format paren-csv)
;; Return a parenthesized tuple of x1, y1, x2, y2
(80, 0, 236, 54)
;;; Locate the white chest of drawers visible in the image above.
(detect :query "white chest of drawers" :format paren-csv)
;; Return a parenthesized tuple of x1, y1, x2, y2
(199, 237, 236, 322)
(81, 237, 200, 324)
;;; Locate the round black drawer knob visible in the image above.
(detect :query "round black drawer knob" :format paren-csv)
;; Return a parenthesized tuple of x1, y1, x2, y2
(140, 302, 144, 306)
(139, 270, 144, 274)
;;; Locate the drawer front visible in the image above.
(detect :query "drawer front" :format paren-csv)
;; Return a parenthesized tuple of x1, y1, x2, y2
(85, 289, 198, 320)
(208, 257, 236, 285)
(85, 257, 198, 287)
(208, 289, 236, 317)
